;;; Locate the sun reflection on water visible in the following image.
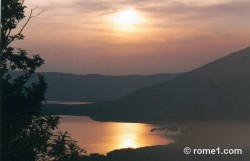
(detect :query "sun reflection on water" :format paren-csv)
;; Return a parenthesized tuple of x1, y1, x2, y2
(114, 122, 154, 149)
(59, 116, 171, 154)
(120, 135, 136, 148)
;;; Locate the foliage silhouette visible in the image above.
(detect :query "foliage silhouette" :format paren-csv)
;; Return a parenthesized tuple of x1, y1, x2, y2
(1, 0, 85, 160)
(12, 115, 85, 161)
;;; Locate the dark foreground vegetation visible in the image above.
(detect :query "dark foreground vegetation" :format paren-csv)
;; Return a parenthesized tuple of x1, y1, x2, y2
(3, 1, 250, 161)
(1, 1, 85, 160)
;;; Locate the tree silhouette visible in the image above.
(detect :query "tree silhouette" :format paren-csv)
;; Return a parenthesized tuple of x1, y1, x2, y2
(1, 0, 85, 160)
(11, 115, 86, 161)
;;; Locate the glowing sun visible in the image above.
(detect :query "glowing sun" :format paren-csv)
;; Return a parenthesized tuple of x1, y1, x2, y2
(112, 9, 142, 31)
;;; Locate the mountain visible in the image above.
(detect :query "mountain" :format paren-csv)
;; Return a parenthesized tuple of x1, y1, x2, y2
(42, 72, 179, 102)
(87, 47, 250, 122)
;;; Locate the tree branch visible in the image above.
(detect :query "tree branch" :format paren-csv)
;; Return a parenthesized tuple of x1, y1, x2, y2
(4, 6, 45, 48)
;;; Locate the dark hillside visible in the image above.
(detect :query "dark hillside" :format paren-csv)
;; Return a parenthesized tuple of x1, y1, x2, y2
(88, 47, 250, 121)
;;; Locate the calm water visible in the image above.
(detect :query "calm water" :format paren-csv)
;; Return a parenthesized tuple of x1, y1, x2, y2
(44, 101, 92, 105)
(58, 115, 173, 154)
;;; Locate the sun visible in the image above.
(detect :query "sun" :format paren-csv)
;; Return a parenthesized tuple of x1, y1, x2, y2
(112, 9, 142, 31)
(115, 9, 140, 26)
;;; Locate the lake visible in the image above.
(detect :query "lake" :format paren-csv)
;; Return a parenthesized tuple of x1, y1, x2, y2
(44, 101, 92, 105)
(58, 115, 173, 154)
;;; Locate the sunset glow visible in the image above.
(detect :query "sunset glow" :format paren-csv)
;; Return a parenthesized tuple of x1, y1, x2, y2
(112, 9, 142, 31)
(5, 0, 250, 160)
(21, 0, 250, 75)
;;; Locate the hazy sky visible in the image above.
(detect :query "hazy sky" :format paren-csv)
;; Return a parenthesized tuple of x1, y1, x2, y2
(14, 0, 250, 75)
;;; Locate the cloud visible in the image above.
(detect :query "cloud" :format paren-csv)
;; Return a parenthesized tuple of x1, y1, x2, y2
(23, 0, 250, 75)
(36, 0, 250, 26)
(138, 0, 250, 20)
(72, 0, 151, 12)
(53, 0, 250, 32)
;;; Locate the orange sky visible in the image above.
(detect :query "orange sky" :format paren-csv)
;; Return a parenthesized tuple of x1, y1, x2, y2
(14, 0, 250, 75)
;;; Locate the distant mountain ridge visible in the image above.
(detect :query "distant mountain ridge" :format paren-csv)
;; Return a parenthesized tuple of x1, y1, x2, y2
(41, 72, 179, 102)
(87, 47, 250, 121)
